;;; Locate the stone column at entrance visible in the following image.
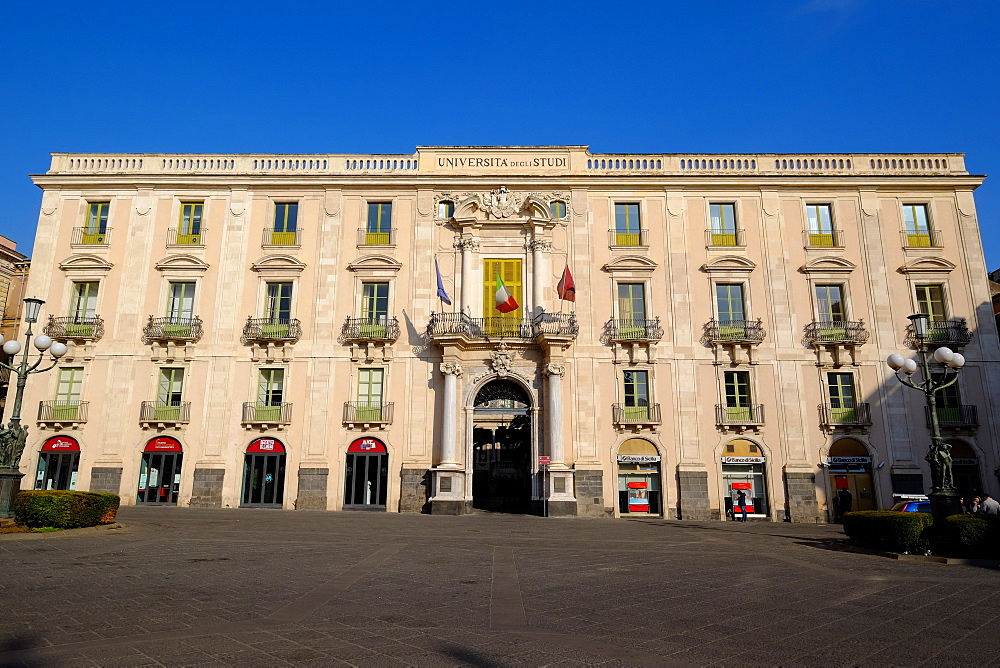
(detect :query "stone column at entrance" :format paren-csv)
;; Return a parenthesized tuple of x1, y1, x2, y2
(439, 362, 462, 468)
(545, 363, 566, 467)
(529, 237, 550, 312)
(431, 360, 469, 514)
(544, 362, 577, 516)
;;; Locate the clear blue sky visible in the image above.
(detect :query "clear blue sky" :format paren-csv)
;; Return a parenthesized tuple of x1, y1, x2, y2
(1, 1, 997, 268)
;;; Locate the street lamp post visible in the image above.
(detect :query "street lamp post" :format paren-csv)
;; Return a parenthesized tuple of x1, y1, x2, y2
(886, 313, 966, 523)
(0, 298, 68, 518)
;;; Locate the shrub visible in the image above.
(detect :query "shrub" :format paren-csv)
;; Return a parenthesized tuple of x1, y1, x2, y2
(843, 510, 933, 553)
(13, 491, 120, 529)
(942, 515, 1000, 557)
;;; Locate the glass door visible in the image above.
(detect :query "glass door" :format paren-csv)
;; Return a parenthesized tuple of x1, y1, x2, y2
(35, 453, 79, 490)
(343, 453, 388, 509)
(137, 452, 183, 504)
(242, 454, 286, 506)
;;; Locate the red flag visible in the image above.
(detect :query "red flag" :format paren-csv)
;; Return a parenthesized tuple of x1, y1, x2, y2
(556, 265, 576, 302)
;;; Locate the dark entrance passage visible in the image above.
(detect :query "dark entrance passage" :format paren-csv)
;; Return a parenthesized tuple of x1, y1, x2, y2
(344, 437, 388, 510)
(137, 436, 183, 504)
(472, 380, 532, 513)
(35, 436, 80, 491)
(241, 437, 286, 507)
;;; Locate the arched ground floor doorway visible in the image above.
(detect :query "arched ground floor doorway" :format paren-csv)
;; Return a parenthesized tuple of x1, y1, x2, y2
(241, 437, 286, 507)
(136, 436, 183, 504)
(827, 438, 876, 519)
(616, 438, 661, 516)
(949, 439, 983, 501)
(35, 436, 80, 491)
(721, 438, 769, 520)
(344, 437, 388, 510)
(471, 379, 532, 513)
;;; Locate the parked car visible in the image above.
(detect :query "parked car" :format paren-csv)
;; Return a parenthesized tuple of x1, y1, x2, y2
(889, 495, 931, 512)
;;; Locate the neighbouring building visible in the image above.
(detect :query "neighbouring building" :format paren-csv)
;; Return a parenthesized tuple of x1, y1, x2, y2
(0, 236, 29, 421)
(17, 147, 1000, 521)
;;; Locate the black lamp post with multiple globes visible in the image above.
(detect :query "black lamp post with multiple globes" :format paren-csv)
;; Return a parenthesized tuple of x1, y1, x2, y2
(0, 298, 68, 518)
(885, 313, 966, 523)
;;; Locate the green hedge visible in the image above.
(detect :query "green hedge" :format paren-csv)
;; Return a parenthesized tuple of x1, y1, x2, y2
(942, 515, 1000, 557)
(843, 510, 934, 553)
(13, 490, 120, 529)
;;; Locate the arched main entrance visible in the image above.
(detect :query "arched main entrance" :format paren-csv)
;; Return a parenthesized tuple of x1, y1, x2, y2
(472, 379, 532, 513)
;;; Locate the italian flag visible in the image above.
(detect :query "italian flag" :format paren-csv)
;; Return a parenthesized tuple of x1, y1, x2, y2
(494, 273, 519, 313)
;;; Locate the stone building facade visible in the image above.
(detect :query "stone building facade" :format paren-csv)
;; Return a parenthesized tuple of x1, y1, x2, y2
(17, 146, 1000, 521)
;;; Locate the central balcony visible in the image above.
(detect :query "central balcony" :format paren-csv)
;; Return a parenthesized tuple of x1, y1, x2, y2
(612, 403, 662, 430)
(705, 319, 765, 344)
(805, 320, 869, 366)
(242, 402, 292, 428)
(241, 317, 302, 344)
(819, 402, 872, 432)
(344, 401, 394, 429)
(427, 312, 578, 346)
(716, 403, 765, 432)
(143, 316, 203, 342)
(341, 316, 400, 343)
(140, 401, 191, 428)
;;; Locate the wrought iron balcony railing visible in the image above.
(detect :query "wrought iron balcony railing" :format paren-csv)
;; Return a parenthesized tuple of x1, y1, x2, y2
(804, 320, 869, 345)
(343, 401, 394, 425)
(341, 316, 400, 343)
(262, 228, 302, 246)
(706, 228, 746, 247)
(533, 312, 579, 337)
(705, 319, 765, 344)
(44, 315, 105, 341)
(427, 312, 579, 341)
(819, 402, 872, 426)
(71, 227, 112, 245)
(241, 317, 302, 344)
(143, 316, 203, 342)
(716, 403, 765, 426)
(167, 227, 206, 246)
(38, 400, 89, 423)
(901, 228, 943, 249)
(926, 405, 978, 429)
(139, 401, 191, 424)
(905, 318, 973, 347)
(612, 403, 662, 426)
(608, 229, 649, 247)
(242, 402, 292, 425)
(604, 318, 664, 343)
(803, 229, 845, 248)
(358, 228, 397, 246)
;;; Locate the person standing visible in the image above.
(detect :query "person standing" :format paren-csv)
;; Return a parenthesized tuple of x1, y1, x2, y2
(979, 493, 1000, 515)
(837, 488, 854, 519)
(736, 489, 748, 522)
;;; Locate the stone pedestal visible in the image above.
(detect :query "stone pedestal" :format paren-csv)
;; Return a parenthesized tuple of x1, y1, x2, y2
(785, 469, 822, 523)
(430, 468, 470, 515)
(574, 470, 610, 517)
(399, 468, 430, 513)
(543, 469, 577, 516)
(89, 467, 123, 495)
(189, 468, 225, 507)
(677, 468, 712, 520)
(296, 467, 329, 510)
(0, 468, 25, 519)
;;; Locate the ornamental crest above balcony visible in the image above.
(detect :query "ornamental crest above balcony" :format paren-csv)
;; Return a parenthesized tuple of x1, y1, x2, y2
(490, 343, 513, 377)
(481, 186, 523, 219)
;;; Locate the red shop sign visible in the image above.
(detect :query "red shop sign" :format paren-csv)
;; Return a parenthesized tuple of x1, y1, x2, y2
(41, 436, 80, 452)
(348, 437, 386, 454)
(144, 436, 183, 452)
(731, 482, 753, 490)
(627, 481, 648, 489)
(247, 438, 286, 454)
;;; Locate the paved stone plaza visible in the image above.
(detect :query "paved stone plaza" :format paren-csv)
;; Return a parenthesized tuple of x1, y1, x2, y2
(2, 508, 999, 667)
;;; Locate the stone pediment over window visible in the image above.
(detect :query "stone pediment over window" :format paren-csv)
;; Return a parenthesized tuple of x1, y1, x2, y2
(250, 254, 306, 275)
(899, 256, 956, 275)
(347, 254, 402, 277)
(801, 256, 856, 274)
(602, 255, 658, 275)
(155, 254, 210, 275)
(59, 254, 113, 275)
(702, 255, 756, 273)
